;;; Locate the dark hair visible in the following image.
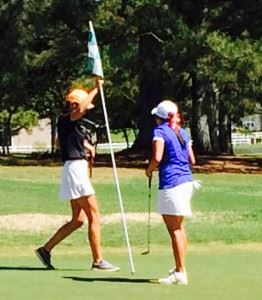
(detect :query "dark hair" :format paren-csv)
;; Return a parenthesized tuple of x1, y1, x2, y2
(176, 112, 184, 126)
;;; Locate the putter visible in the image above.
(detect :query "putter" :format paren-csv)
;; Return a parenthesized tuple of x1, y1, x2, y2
(89, 156, 93, 178)
(141, 177, 152, 255)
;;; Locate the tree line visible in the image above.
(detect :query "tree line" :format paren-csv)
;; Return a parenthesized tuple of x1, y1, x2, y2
(0, 0, 261, 155)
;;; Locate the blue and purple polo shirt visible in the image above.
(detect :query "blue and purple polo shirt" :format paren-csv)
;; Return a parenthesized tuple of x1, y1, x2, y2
(153, 121, 193, 190)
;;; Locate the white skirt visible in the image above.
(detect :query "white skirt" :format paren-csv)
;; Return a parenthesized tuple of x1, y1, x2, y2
(157, 181, 194, 216)
(59, 159, 95, 201)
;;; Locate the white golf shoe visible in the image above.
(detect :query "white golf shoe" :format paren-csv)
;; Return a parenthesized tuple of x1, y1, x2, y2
(158, 271, 188, 285)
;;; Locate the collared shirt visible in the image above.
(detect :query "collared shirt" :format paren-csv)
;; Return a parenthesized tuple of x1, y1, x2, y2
(153, 121, 193, 189)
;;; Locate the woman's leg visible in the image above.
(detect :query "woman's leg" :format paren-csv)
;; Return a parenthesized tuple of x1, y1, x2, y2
(75, 194, 103, 263)
(44, 200, 85, 252)
(162, 215, 187, 272)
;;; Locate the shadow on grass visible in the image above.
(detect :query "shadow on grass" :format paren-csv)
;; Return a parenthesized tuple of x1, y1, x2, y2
(0, 154, 61, 167)
(64, 276, 157, 284)
(0, 267, 158, 283)
(0, 266, 48, 271)
(0, 266, 86, 271)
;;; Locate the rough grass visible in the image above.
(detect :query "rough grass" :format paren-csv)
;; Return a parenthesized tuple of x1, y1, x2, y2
(0, 167, 261, 245)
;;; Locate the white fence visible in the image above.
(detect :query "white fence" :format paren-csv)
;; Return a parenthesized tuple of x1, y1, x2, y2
(7, 142, 132, 154)
(8, 145, 52, 154)
(96, 142, 132, 150)
(232, 132, 262, 145)
(4, 134, 262, 153)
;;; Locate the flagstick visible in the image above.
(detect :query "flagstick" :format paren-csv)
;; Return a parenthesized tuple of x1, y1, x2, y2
(98, 83, 136, 275)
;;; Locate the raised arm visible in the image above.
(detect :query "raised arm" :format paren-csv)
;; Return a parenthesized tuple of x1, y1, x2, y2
(70, 79, 104, 121)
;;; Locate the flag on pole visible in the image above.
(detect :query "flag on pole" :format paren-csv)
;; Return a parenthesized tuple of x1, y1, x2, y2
(86, 21, 104, 78)
(85, 21, 135, 274)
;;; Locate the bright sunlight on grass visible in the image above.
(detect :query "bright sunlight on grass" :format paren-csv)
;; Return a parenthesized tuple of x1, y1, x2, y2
(0, 166, 261, 300)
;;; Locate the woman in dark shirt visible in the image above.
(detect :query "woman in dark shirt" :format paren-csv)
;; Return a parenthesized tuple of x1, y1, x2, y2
(35, 80, 119, 272)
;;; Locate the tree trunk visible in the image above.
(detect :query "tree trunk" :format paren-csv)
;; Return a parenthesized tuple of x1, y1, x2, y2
(132, 33, 163, 157)
(50, 112, 57, 155)
(122, 128, 129, 148)
(0, 122, 5, 155)
(205, 82, 220, 154)
(219, 98, 233, 154)
(3, 111, 13, 156)
(190, 72, 212, 154)
(6, 118, 11, 156)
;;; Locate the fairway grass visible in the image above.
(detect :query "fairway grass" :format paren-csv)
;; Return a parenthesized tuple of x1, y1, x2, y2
(0, 244, 261, 300)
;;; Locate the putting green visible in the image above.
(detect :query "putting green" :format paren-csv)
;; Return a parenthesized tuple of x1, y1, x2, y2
(0, 244, 261, 300)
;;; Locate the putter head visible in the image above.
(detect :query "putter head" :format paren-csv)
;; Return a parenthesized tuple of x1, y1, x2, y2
(141, 250, 150, 255)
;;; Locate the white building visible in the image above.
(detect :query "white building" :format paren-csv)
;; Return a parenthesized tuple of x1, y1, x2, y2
(11, 119, 51, 153)
(241, 114, 262, 132)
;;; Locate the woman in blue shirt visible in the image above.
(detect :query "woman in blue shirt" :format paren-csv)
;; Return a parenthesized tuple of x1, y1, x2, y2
(146, 100, 199, 285)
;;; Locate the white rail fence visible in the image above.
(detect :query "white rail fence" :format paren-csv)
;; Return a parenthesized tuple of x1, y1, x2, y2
(3, 133, 262, 154)
(232, 132, 262, 145)
(7, 142, 132, 154)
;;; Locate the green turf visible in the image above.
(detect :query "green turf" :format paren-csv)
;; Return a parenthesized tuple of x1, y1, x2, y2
(233, 143, 262, 156)
(0, 246, 261, 300)
(0, 166, 261, 299)
(0, 167, 261, 244)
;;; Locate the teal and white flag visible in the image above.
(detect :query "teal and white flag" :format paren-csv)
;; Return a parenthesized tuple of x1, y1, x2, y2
(86, 21, 104, 78)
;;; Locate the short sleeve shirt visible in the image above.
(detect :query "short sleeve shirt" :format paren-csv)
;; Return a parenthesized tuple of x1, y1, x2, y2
(153, 122, 193, 189)
(57, 115, 86, 162)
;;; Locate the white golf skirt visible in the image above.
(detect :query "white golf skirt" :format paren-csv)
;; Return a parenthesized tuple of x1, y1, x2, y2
(59, 159, 95, 201)
(157, 181, 194, 216)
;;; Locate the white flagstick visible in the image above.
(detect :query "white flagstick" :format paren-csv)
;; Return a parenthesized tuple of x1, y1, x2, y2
(98, 82, 136, 274)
